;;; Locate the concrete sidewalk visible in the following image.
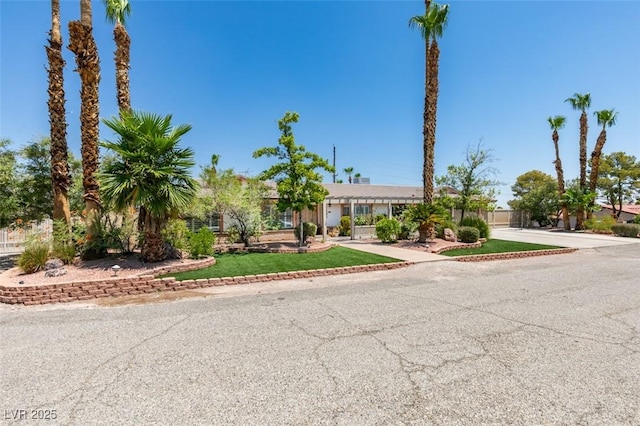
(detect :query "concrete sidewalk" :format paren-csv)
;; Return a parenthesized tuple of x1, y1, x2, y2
(337, 239, 452, 263)
(492, 228, 640, 249)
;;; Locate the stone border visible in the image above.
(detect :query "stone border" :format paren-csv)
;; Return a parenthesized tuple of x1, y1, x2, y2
(217, 243, 335, 254)
(0, 260, 410, 306)
(430, 242, 483, 254)
(454, 248, 578, 262)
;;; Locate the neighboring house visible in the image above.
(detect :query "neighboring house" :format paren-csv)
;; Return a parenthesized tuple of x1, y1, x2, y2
(594, 204, 640, 223)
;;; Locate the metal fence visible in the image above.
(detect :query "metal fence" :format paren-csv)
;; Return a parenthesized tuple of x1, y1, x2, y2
(0, 219, 53, 254)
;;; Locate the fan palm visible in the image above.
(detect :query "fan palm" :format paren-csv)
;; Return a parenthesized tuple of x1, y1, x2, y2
(343, 167, 354, 184)
(47, 0, 71, 225)
(100, 111, 198, 262)
(102, 0, 131, 113)
(68, 0, 101, 217)
(565, 93, 591, 229)
(548, 116, 570, 230)
(588, 109, 618, 217)
(409, 2, 449, 204)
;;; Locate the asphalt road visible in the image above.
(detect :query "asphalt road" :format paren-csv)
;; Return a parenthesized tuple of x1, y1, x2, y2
(1, 244, 639, 425)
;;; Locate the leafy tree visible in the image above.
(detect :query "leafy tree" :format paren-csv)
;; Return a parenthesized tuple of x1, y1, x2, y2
(597, 151, 640, 218)
(199, 165, 268, 247)
(102, 0, 132, 113)
(508, 170, 560, 227)
(100, 111, 198, 262)
(0, 139, 18, 227)
(15, 138, 55, 222)
(547, 115, 571, 230)
(409, 2, 449, 204)
(436, 142, 500, 222)
(253, 111, 335, 247)
(588, 109, 618, 217)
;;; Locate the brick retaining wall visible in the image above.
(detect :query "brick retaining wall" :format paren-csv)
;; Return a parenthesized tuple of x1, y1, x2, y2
(455, 248, 578, 262)
(0, 259, 410, 306)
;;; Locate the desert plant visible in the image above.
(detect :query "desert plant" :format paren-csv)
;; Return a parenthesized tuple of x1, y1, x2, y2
(51, 219, 76, 264)
(458, 226, 480, 243)
(611, 223, 640, 238)
(225, 225, 240, 244)
(375, 218, 402, 243)
(634, 215, 640, 225)
(339, 216, 351, 236)
(76, 211, 109, 260)
(435, 218, 458, 239)
(162, 218, 190, 251)
(460, 213, 490, 239)
(18, 236, 50, 273)
(403, 203, 449, 242)
(398, 220, 418, 240)
(584, 216, 616, 232)
(294, 222, 318, 241)
(187, 227, 216, 258)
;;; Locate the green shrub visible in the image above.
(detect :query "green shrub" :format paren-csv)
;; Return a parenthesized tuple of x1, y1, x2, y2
(225, 225, 240, 244)
(339, 216, 351, 236)
(435, 219, 458, 239)
(375, 214, 387, 223)
(162, 218, 190, 251)
(18, 237, 50, 274)
(398, 220, 418, 240)
(354, 215, 369, 226)
(634, 215, 640, 225)
(611, 223, 640, 238)
(187, 227, 216, 258)
(460, 214, 490, 239)
(375, 218, 401, 243)
(584, 216, 616, 232)
(458, 226, 480, 243)
(294, 222, 318, 241)
(51, 220, 76, 264)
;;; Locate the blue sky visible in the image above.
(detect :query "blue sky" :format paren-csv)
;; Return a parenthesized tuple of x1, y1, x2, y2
(1, 0, 639, 208)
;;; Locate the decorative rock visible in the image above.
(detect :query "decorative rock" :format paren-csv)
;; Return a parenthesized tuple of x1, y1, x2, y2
(45, 268, 67, 277)
(444, 228, 457, 242)
(44, 259, 65, 270)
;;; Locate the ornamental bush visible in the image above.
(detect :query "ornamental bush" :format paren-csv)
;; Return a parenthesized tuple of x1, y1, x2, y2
(339, 216, 351, 236)
(375, 218, 401, 243)
(460, 213, 490, 239)
(18, 236, 50, 274)
(584, 216, 616, 232)
(187, 227, 216, 258)
(294, 222, 318, 241)
(611, 223, 640, 238)
(458, 226, 480, 243)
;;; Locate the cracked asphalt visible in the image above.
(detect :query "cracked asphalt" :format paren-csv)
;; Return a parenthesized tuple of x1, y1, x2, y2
(1, 244, 639, 425)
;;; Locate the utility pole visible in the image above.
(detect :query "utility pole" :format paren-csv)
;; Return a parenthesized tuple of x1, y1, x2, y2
(332, 145, 336, 183)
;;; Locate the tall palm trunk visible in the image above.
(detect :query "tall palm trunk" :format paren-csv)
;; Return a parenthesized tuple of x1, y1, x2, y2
(424, 39, 439, 205)
(422, 0, 431, 203)
(575, 111, 588, 229)
(587, 129, 607, 219)
(47, 0, 71, 225)
(68, 0, 101, 217)
(114, 21, 131, 113)
(552, 130, 570, 230)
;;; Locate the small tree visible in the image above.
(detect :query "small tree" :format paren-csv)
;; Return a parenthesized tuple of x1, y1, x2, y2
(509, 170, 561, 227)
(0, 139, 18, 227)
(597, 152, 640, 219)
(253, 112, 335, 247)
(436, 142, 501, 222)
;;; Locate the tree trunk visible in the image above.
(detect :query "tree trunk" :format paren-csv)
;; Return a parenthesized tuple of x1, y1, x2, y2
(424, 40, 440, 205)
(298, 211, 304, 247)
(587, 129, 608, 220)
(68, 20, 101, 218)
(552, 131, 571, 230)
(114, 21, 131, 114)
(141, 212, 167, 262)
(47, 0, 71, 226)
(422, 0, 431, 203)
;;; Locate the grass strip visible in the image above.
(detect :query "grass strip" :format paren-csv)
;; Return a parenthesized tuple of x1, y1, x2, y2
(170, 246, 401, 280)
(440, 239, 563, 257)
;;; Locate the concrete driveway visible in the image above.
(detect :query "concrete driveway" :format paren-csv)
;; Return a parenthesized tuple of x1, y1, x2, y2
(2, 244, 639, 424)
(492, 227, 640, 249)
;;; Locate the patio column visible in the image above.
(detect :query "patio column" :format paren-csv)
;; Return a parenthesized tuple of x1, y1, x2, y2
(321, 200, 327, 241)
(350, 200, 355, 241)
(387, 201, 392, 219)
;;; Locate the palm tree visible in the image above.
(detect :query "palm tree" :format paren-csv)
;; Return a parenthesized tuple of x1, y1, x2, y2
(68, 0, 101, 217)
(409, 2, 449, 204)
(565, 93, 591, 229)
(548, 116, 571, 230)
(46, 0, 71, 226)
(404, 202, 448, 243)
(588, 109, 618, 217)
(102, 0, 131, 113)
(343, 167, 354, 184)
(101, 111, 198, 262)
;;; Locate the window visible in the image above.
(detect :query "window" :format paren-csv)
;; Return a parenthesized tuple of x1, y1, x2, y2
(263, 205, 293, 229)
(342, 206, 350, 216)
(354, 204, 370, 216)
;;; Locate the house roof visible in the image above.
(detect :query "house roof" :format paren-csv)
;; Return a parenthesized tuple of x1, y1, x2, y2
(321, 183, 458, 204)
(601, 204, 640, 215)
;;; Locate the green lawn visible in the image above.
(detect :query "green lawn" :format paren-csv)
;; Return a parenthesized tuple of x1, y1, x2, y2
(440, 239, 563, 257)
(170, 246, 401, 280)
